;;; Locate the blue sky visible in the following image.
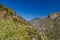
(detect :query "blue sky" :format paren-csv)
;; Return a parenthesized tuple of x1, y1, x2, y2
(0, 0, 60, 20)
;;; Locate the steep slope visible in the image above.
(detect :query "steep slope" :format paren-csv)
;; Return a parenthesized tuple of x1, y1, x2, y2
(48, 15, 60, 40)
(30, 13, 60, 40)
(0, 4, 46, 40)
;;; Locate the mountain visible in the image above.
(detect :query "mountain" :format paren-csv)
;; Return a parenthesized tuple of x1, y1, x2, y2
(1, 4, 60, 40)
(30, 13, 60, 40)
(0, 4, 47, 40)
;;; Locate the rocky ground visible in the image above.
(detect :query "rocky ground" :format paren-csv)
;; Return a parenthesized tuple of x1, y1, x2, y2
(30, 12, 60, 40)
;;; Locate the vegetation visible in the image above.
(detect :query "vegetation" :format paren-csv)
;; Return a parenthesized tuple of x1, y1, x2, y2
(0, 4, 43, 40)
(1, 4, 60, 40)
(0, 17, 43, 40)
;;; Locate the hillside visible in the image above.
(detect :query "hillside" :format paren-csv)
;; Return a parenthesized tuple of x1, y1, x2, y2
(30, 13, 60, 40)
(0, 4, 47, 40)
